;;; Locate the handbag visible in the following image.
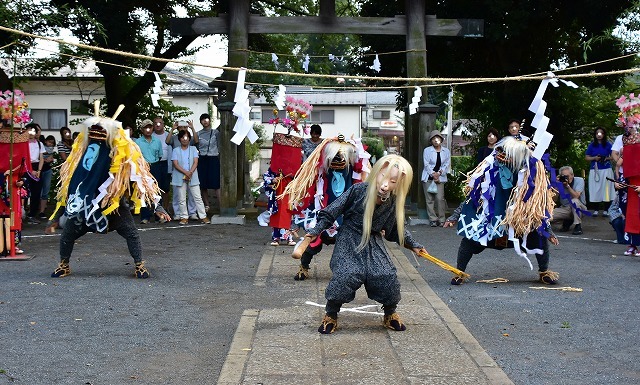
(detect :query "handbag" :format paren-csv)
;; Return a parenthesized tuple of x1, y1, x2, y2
(427, 180, 438, 194)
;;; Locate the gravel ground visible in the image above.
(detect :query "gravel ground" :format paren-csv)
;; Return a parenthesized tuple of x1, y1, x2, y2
(409, 215, 640, 385)
(2, 213, 638, 385)
(0, 219, 266, 385)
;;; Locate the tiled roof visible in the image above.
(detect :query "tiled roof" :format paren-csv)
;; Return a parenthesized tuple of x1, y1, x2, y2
(0, 59, 216, 96)
(253, 89, 398, 106)
(162, 68, 216, 96)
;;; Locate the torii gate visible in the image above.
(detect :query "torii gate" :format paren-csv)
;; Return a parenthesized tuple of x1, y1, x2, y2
(170, 0, 483, 220)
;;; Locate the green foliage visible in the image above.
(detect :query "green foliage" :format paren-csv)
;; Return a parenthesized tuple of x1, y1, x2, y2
(359, 0, 636, 169)
(0, 2, 68, 88)
(362, 135, 385, 161)
(134, 95, 191, 131)
(444, 156, 476, 204)
(605, 0, 640, 53)
(245, 0, 363, 91)
(14, 0, 223, 121)
(245, 123, 266, 163)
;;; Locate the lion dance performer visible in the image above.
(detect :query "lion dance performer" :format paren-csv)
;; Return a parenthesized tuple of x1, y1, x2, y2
(260, 132, 303, 245)
(445, 135, 560, 285)
(0, 120, 30, 257)
(50, 102, 169, 278)
(283, 134, 370, 280)
(615, 93, 640, 250)
(298, 154, 428, 334)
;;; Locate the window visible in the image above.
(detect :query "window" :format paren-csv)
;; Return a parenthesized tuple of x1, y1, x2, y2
(30, 109, 67, 131)
(250, 111, 262, 121)
(262, 109, 284, 123)
(372, 110, 390, 119)
(70, 100, 91, 115)
(309, 110, 335, 124)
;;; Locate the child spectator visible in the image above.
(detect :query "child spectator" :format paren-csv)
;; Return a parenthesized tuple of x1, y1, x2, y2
(608, 195, 626, 245)
(171, 129, 209, 224)
(39, 135, 56, 219)
(57, 127, 73, 161)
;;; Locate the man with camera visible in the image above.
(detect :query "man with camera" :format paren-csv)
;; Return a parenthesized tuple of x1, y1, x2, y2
(553, 166, 588, 235)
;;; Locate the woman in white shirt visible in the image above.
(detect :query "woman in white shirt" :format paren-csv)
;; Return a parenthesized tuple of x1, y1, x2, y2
(421, 130, 451, 227)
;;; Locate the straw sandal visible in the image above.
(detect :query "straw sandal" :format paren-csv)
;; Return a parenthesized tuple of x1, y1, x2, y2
(135, 261, 150, 279)
(539, 270, 559, 285)
(294, 265, 309, 281)
(383, 313, 406, 331)
(318, 314, 338, 334)
(51, 262, 71, 278)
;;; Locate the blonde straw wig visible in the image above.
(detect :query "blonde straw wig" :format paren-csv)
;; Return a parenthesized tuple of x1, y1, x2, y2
(358, 154, 413, 251)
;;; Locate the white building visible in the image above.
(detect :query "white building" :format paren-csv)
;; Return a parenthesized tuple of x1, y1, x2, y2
(5, 60, 217, 140)
(6, 62, 408, 183)
(249, 89, 404, 182)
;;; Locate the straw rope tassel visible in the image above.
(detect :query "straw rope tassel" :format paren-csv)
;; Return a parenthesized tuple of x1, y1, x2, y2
(416, 250, 470, 278)
(280, 137, 332, 205)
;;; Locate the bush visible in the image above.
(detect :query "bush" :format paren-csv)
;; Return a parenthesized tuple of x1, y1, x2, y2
(362, 136, 385, 161)
(444, 155, 475, 205)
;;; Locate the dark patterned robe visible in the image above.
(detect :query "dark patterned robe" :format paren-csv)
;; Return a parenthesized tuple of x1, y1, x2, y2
(309, 182, 423, 306)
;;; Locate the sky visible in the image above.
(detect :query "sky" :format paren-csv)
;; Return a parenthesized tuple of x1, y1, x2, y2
(33, 29, 227, 80)
(187, 35, 227, 79)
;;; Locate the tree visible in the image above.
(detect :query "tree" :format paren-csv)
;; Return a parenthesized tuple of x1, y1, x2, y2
(0, 2, 65, 90)
(611, 0, 640, 53)
(7, 0, 222, 124)
(243, 0, 363, 99)
(357, 0, 637, 164)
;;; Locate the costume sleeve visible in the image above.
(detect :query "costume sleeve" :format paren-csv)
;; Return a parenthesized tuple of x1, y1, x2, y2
(384, 222, 424, 249)
(308, 183, 358, 236)
(402, 228, 424, 249)
(446, 202, 464, 222)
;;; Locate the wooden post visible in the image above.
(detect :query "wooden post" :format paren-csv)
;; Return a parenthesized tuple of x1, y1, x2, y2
(216, 101, 238, 216)
(319, 0, 336, 20)
(218, 0, 249, 217)
(417, 103, 439, 220)
(405, 0, 428, 212)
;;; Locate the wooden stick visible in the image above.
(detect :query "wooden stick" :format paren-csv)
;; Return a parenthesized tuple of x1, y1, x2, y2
(416, 250, 470, 278)
(292, 236, 312, 259)
(606, 177, 638, 190)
